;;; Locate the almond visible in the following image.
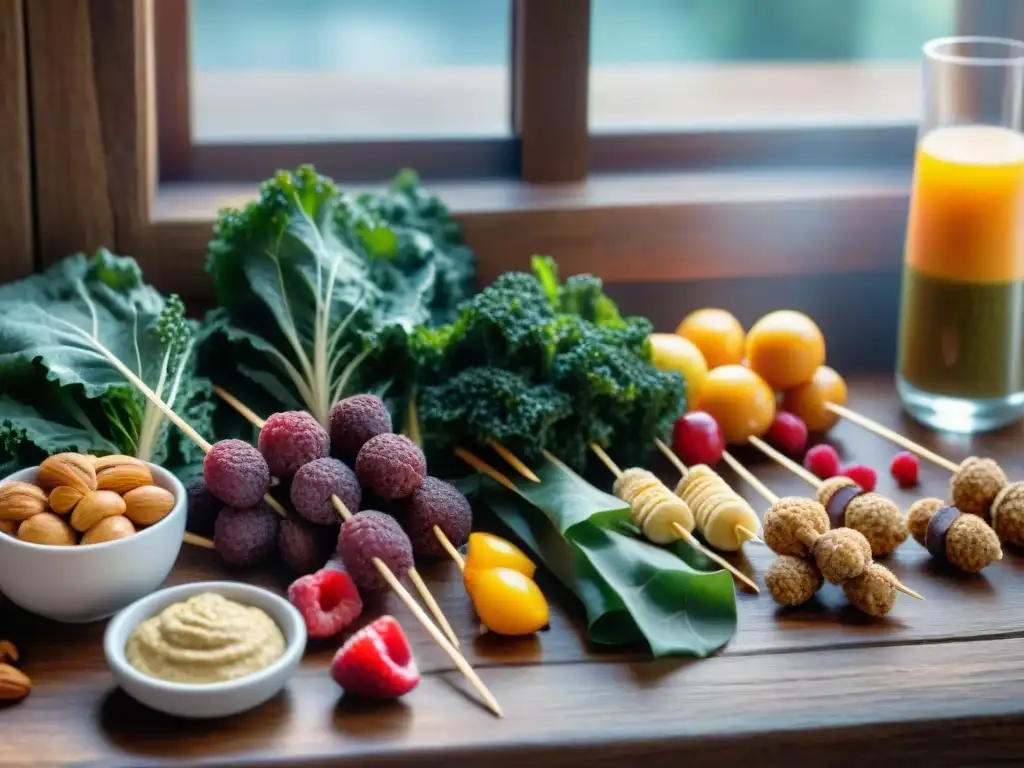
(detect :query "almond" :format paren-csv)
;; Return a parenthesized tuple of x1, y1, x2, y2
(82, 515, 136, 545)
(0, 519, 16, 536)
(70, 490, 126, 533)
(96, 463, 153, 494)
(18, 513, 76, 546)
(123, 485, 175, 526)
(0, 482, 48, 522)
(93, 454, 147, 472)
(0, 663, 31, 701)
(48, 485, 84, 515)
(37, 453, 96, 495)
(0, 640, 18, 664)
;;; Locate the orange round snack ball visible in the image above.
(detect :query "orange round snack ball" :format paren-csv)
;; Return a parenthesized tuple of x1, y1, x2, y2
(698, 365, 776, 445)
(745, 311, 826, 390)
(781, 366, 848, 432)
(675, 309, 745, 370)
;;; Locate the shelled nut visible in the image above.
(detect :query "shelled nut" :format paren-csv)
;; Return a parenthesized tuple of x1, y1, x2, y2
(70, 490, 126, 533)
(37, 453, 96, 495)
(18, 513, 76, 546)
(96, 463, 153, 494)
(123, 485, 174, 526)
(82, 515, 137, 545)
(0, 482, 48, 522)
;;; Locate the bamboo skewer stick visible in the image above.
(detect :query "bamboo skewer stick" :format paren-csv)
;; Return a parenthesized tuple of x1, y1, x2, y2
(212, 388, 464, 650)
(825, 403, 961, 474)
(435, 525, 466, 570)
(586, 444, 760, 593)
(182, 531, 215, 549)
(654, 438, 764, 545)
(748, 436, 822, 489)
(720, 451, 780, 506)
(455, 447, 519, 492)
(488, 439, 540, 482)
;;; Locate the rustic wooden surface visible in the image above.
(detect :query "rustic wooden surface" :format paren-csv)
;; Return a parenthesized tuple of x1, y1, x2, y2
(3, 376, 1024, 766)
(0, 0, 34, 283)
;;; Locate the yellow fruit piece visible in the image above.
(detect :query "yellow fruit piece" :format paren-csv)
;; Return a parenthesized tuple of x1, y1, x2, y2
(698, 365, 776, 445)
(647, 333, 708, 407)
(745, 310, 825, 390)
(466, 567, 550, 636)
(676, 309, 745, 370)
(782, 365, 848, 432)
(465, 532, 536, 578)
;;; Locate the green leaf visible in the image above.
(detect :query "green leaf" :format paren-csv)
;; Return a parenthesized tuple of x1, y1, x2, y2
(474, 458, 737, 658)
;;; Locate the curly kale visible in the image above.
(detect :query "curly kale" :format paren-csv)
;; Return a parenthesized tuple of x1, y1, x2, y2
(415, 256, 685, 471)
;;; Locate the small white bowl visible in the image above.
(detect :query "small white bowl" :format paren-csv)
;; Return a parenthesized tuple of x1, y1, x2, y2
(0, 463, 186, 623)
(104, 581, 306, 718)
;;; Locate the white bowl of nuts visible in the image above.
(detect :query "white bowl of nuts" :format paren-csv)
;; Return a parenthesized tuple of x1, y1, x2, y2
(0, 453, 186, 623)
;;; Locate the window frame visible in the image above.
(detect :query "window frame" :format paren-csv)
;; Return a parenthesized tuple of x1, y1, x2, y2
(0, 0, 33, 282)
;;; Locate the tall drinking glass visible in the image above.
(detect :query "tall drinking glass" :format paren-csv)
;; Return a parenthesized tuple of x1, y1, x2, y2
(897, 37, 1024, 433)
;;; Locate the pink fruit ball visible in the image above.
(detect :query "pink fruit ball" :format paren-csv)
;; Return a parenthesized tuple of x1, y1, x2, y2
(672, 411, 725, 466)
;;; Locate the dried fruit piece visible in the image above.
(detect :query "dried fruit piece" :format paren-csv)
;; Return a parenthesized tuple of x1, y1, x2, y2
(82, 515, 137, 545)
(70, 490, 127, 533)
(890, 451, 920, 487)
(0, 663, 31, 702)
(123, 485, 175, 526)
(96, 463, 153, 494)
(0, 482, 49, 522)
(37, 453, 96, 495)
(48, 486, 84, 515)
(18, 512, 76, 546)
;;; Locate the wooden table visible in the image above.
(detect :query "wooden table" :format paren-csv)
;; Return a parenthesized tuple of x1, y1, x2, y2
(3, 376, 1024, 767)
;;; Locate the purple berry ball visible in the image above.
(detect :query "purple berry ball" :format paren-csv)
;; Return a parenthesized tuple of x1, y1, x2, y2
(329, 394, 392, 460)
(355, 433, 425, 500)
(185, 476, 221, 537)
(204, 439, 270, 508)
(396, 477, 472, 557)
(290, 457, 362, 525)
(258, 411, 330, 479)
(214, 504, 279, 566)
(337, 510, 413, 593)
(279, 516, 336, 574)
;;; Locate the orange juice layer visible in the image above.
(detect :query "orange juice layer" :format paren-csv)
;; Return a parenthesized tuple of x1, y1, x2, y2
(905, 125, 1024, 284)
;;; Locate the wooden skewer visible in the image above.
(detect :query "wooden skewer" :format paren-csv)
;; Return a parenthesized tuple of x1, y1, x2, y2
(748, 436, 822, 489)
(825, 403, 961, 474)
(488, 438, 540, 483)
(587, 443, 759, 593)
(212, 386, 267, 429)
(434, 525, 466, 570)
(182, 531, 215, 549)
(455, 447, 518, 492)
(721, 450, 779, 505)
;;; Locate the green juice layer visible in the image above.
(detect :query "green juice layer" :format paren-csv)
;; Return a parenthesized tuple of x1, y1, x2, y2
(898, 264, 1024, 399)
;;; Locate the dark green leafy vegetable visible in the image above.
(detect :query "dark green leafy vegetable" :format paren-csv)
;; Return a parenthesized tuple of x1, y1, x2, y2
(466, 457, 737, 657)
(201, 165, 476, 427)
(0, 251, 213, 475)
(416, 255, 685, 470)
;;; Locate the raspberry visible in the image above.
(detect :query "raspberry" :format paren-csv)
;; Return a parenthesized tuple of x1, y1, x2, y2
(766, 411, 808, 457)
(258, 411, 330, 479)
(395, 477, 472, 557)
(337, 510, 414, 593)
(290, 457, 362, 525)
(204, 439, 270, 508)
(330, 615, 419, 699)
(279, 516, 337, 574)
(329, 394, 393, 461)
(287, 568, 363, 639)
(804, 444, 841, 480)
(841, 464, 878, 493)
(185, 476, 221, 537)
(213, 504, 279, 566)
(355, 434, 426, 501)
(890, 451, 919, 487)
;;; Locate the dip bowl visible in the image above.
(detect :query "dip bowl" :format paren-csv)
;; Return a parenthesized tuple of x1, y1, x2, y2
(0, 463, 186, 623)
(104, 581, 306, 719)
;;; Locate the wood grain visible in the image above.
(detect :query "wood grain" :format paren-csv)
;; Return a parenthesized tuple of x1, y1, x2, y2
(0, 0, 33, 283)
(4, 378, 1024, 765)
(153, 0, 191, 181)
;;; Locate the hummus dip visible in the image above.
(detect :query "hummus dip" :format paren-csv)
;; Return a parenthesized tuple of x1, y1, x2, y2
(125, 592, 286, 684)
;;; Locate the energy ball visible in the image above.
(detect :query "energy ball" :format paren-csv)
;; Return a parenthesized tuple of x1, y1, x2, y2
(763, 497, 830, 558)
(395, 476, 473, 557)
(204, 439, 271, 508)
(951, 456, 1007, 519)
(329, 394, 392, 460)
(907, 499, 1002, 573)
(185, 476, 221, 537)
(258, 411, 330, 479)
(337, 510, 414, 593)
(817, 475, 859, 510)
(355, 433, 426, 500)
(214, 504, 279, 567)
(844, 494, 908, 558)
(842, 563, 898, 617)
(290, 457, 362, 525)
(813, 528, 872, 584)
(907, 498, 945, 544)
(279, 516, 336, 574)
(991, 482, 1024, 547)
(765, 555, 823, 606)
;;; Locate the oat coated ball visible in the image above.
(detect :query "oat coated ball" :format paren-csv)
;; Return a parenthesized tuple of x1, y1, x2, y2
(763, 497, 829, 558)
(907, 497, 945, 545)
(813, 528, 872, 584)
(991, 482, 1024, 547)
(765, 555, 823, 606)
(842, 563, 898, 617)
(844, 493, 908, 558)
(951, 457, 1007, 519)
